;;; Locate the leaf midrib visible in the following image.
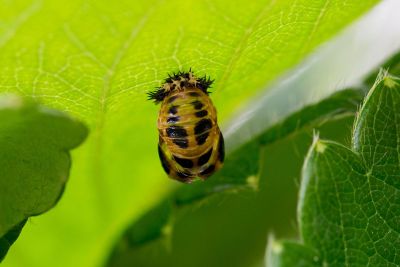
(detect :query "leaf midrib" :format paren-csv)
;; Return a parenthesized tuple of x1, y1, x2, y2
(326, 149, 350, 267)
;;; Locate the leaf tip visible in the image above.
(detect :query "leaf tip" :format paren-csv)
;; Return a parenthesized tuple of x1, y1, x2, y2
(315, 141, 327, 154)
(161, 222, 173, 237)
(310, 130, 331, 154)
(246, 175, 259, 190)
(311, 131, 326, 153)
(270, 240, 283, 254)
(383, 76, 399, 88)
(372, 68, 399, 89)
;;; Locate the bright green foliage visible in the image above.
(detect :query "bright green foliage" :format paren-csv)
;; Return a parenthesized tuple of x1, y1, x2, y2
(0, 0, 378, 266)
(269, 72, 400, 266)
(0, 95, 87, 261)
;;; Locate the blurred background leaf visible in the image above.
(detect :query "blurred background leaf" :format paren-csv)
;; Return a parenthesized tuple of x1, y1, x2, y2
(0, 94, 87, 262)
(1, 0, 398, 266)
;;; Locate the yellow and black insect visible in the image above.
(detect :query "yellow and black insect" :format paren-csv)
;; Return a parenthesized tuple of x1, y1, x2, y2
(148, 70, 224, 183)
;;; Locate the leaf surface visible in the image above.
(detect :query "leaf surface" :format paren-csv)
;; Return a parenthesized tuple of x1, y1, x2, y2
(269, 72, 400, 266)
(0, 95, 87, 261)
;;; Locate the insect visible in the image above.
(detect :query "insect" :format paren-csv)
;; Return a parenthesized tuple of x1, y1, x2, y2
(148, 70, 225, 183)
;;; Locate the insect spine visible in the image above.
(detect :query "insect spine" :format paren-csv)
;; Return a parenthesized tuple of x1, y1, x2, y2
(147, 70, 213, 103)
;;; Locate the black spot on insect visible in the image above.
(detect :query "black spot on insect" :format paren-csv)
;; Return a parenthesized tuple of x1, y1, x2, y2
(173, 138, 188, 148)
(166, 126, 189, 148)
(168, 96, 178, 103)
(191, 100, 204, 110)
(158, 145, 170, 174)
(218, 132, 225, 163)
(166, 126, 188, 138)
(196, 133, 209, 145)
(177, 171, 192, 180)
(174, 156, 194, 168)
(167, 116, 180, 124)
(169, 106, 178, 114)
(198, 148, 213, 166)
(195, 110, 208, 118)
(189, 92, 200, 97)
(194, 119, 212, 134)
(194, 119, 212, 145)
(200, 164, 215, 176)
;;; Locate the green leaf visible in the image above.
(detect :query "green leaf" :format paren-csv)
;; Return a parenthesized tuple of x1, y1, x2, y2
(271, 72, 400, 266)
(0, 0, 379, 266)
(0, 94, 87, 261)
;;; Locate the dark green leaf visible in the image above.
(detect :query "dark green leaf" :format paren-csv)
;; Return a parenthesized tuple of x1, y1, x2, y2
(272, 72, 400, 266)
(299, 140, 371, 266)
(0, 95, 88, 261)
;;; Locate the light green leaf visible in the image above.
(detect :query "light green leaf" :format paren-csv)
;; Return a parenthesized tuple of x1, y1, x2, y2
(0, 94, 87, 261)
(0, 0, 378, 266)
(275, 72, 400, 266)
